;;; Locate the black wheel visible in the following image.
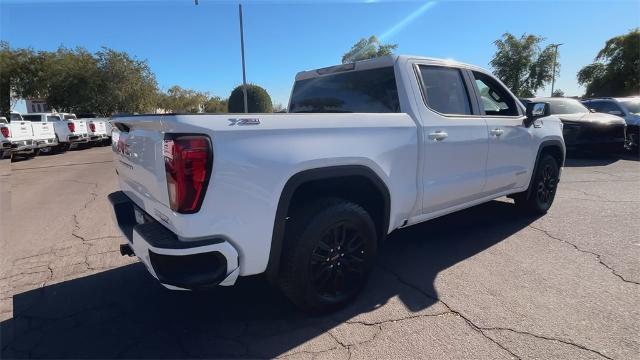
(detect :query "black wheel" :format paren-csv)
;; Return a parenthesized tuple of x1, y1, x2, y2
(39, 146, 53, 155)
(514, 154, 559, 214)
(278, 198, 377, 313)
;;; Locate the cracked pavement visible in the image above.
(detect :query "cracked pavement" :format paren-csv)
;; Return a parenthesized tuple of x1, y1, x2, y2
(1, 148, 638, 359)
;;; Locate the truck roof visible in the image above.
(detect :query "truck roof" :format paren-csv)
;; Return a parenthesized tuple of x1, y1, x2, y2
(294, 54, 484, 81)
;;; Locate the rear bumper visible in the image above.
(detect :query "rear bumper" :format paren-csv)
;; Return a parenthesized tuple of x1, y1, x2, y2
(35, 138, 58, 148)
(11, 139, 35, 153)
(89, 134, 109, 142)
(108, 191, 240, 289)
(69, 134, 90, 143)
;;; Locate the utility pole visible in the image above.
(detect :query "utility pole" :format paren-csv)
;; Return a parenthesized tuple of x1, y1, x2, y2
(550, 43, 563, 96)
(239, 3, 248, 113)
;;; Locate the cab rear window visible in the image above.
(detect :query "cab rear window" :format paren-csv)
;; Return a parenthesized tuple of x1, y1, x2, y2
(289, 67, 400, 113)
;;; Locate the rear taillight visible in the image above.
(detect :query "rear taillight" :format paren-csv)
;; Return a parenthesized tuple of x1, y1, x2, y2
(89, 123, 96, 132)
(67, 122, 75, 132)
(163, 135, 212, 214)
(1, 127, 9, 138)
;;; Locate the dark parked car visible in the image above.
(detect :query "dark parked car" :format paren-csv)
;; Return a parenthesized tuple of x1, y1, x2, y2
(582, 97, 640, 150)
(530, 98, 627, 152)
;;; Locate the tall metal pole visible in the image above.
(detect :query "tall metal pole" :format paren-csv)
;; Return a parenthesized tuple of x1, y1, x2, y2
(550, 43, 563, 96)
(239, 3, 248, 113)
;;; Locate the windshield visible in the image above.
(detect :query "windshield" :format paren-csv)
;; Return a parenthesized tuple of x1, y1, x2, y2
(10, 113, 23, 121)
(621, 100, 640, 114)
(47, 116, 61, 122)
(546, 99, 590, 114)
(64, 114, 77, 120)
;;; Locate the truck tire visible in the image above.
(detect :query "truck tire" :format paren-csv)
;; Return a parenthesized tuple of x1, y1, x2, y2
(278, 198, 377, 313)
(514, 154, 559, 215)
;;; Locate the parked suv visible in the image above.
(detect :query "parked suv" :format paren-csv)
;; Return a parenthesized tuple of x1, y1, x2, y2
(109, 55, 565, 312)
(582, 97, 640, 150)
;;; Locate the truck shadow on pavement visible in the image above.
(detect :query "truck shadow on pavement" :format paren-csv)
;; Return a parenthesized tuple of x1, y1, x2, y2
(1, 200, 538, 359)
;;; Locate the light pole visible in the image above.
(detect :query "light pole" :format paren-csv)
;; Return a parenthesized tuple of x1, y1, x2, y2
(239, 3, 248, 113)
(550, 43, 563, 96)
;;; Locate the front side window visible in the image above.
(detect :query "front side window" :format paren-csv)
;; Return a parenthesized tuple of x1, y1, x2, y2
(22, 115, 41, 122)
(418, 65, 471, 115)
(472, 71, 519, 116)
(289, 67, 400, 113)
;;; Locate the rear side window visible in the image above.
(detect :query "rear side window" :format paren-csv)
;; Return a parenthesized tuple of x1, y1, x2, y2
(418, 65, 472, 115)
(47, 116, 61, 122)
(289, 67, 400, 113)
(22, 115, 41, 122)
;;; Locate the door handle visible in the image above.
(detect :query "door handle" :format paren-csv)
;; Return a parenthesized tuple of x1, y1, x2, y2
(490, 128, 504, 136)
(428, 130, 448, 141)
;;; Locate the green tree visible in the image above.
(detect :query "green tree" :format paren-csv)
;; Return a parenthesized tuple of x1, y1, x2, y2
(228, 84, 272, 113)
(159, 85, 208, 113)
(204, 96, 228, 113)
(341, 36, 397, 64)
(577, 28, 640, 97)
(93, 48, 158, 115)
(490, 33, 559, 97)
(552, 89, 565, 97)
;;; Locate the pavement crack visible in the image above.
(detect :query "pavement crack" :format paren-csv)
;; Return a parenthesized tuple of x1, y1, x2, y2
(376, 264, 520, 359)
(482, 327, 614, 360)
(529, 225, 639, 285)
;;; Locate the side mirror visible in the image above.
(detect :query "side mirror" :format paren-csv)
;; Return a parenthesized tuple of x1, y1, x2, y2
(524, 102, 550, 127)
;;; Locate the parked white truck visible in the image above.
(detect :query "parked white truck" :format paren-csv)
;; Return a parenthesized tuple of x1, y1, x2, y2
(109, 55, 565, 312)
(13, 112, 58, 154)
(83, 118, 110, 146)
(22, 113, 91, 152)
(4, 113, 37, 158)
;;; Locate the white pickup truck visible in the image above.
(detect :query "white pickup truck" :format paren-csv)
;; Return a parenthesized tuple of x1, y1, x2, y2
(4, 114, 37, 158)
(23, 113, 90, 152)
(109, 55, 565, 312)
(13, 112, 58, 154)
(84, 118, 110, 146)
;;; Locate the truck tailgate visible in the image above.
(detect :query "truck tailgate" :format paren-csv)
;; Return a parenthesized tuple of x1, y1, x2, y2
(31, 122, 55, 140)
(71, 120, 88, 134)
(113, 119, 170, 212)
(8, 121, 33, 141)
(94, 121, 107, 135)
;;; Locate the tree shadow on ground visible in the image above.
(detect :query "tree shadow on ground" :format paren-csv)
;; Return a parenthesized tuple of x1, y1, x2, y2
(1, 200, 539, 359)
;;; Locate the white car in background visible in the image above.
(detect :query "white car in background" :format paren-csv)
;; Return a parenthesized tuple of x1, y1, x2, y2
(83, 118, 110, 146)
(0, 118, 13, 159)
(13, 112, 58, 154)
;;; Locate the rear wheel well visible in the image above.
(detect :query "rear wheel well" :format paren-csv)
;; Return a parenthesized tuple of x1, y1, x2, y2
(266, 167, 390, 282)
(287, 175, 387, 241)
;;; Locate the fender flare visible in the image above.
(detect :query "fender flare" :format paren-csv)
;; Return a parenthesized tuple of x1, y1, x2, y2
(525, 139, 565, 199)
(265, 165, 391, 281)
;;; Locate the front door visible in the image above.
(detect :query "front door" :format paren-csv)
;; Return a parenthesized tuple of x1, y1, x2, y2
(469, 70, 533, 195)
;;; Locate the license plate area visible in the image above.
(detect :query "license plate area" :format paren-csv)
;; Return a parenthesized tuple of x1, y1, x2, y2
(134, 206, 151, 225)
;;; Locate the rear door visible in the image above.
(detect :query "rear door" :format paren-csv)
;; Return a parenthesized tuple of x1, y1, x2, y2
(468, 70, 533, 194)
(413, 63, 489, 214)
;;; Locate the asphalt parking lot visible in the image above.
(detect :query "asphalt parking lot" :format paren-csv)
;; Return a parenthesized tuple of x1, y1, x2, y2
(0, 147, 638, 359)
